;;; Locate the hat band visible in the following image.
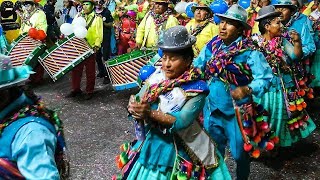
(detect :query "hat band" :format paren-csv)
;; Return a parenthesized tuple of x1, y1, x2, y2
(276, 1, 293, 5)
(224, 11, 246, 22)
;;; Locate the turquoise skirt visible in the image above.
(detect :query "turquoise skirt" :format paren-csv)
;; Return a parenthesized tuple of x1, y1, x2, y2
(127, 151, 231, 180)
(311, 49, 320, 87)
(257, 91, 316, 147)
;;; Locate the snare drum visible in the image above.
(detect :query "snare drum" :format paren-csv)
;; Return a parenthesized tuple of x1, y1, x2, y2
(6, 32, 46, 68)
(106, 50, 157, 91)
(38, 34, 94, 82)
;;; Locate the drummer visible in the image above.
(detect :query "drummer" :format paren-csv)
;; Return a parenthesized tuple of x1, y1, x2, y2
(19, 0, 47, 34)
(66, 0, 103, 100)
(185, 3, 218, 56)
(18, 0, 48, 85)
(135, 0, 179, 49)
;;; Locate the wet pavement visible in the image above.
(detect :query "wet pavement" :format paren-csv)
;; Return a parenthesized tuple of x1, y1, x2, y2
(32, 75, 320, 180)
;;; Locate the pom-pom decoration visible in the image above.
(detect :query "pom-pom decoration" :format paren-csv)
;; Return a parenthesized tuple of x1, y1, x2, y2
(251, 149, 260, 158)
(239, 102, 279, 158)
(243, 143, 253, 152)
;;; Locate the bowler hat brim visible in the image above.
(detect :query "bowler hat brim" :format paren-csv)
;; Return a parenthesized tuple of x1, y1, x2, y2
(153, 0, 170, 3)
(0, 76, 29, 90)
(21, 0, 36, 3)
(255, 11, 281, 21)
(273, 4, 297, 11)
(80, 0, 96, 4)
(158, 35, 196, 51)
(216, 13, 252, 30)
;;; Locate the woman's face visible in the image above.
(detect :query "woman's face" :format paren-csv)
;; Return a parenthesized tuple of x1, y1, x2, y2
(276, 7, 292, 23)
(219, 19, 242, 45)
(266, 17, 282, 37)
(194, 8, 209, 22)
(162, 51, 191, 79)
(154, 2, 167, 14)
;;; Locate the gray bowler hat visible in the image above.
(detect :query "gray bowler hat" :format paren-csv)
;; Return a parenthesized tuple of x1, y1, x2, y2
(255, 5, 281, 21)
(158, 25, 196, 51)
(216, 4, 251, 30)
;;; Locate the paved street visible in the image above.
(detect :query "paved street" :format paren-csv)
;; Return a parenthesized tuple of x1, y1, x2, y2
(33, 75, 320, 180)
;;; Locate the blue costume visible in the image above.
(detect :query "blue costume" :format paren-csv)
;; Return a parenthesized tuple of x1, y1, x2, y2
(0, 57, 68, 179)
(193, 36, 273, 179)
(310, 16, 320, 87)
(0, 93, 60, 179)
(286, 12, 316, 58)
(115, 69, 231, 180)
(252, 35, 316, 147)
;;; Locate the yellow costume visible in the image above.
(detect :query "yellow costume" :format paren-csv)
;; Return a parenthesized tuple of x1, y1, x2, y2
(246, 6, 260, 35)
(186, 19, 218, 56)
(136, 12, 179, 48)
(302, 1, 315, 16)
(20, 9, 47, 34)
(76, 11, 103, 48)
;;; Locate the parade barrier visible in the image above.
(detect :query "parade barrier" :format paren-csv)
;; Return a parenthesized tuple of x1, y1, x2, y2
(38, 34, 94, 82)
(105, 49, 160, 91)
(6, 32, 45, 68)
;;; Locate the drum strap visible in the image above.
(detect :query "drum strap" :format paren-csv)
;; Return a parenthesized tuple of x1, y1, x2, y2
(86, 14, 96, 30)
(141, 12, 151, 48)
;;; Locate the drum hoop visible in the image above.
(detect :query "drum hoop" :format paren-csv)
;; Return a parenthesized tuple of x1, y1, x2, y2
(106, 50, 156, 67)
(24, 44, 46, 68)
(112, 82, 139, 91)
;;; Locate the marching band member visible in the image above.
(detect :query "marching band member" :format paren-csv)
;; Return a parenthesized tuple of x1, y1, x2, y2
(66, 0, 103, 100)
(19, 0, 47, 85)
(135, 0, 179, 49)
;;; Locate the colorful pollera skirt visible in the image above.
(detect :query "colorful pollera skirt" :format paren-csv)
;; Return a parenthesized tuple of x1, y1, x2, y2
(257, 91, 316, 147)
